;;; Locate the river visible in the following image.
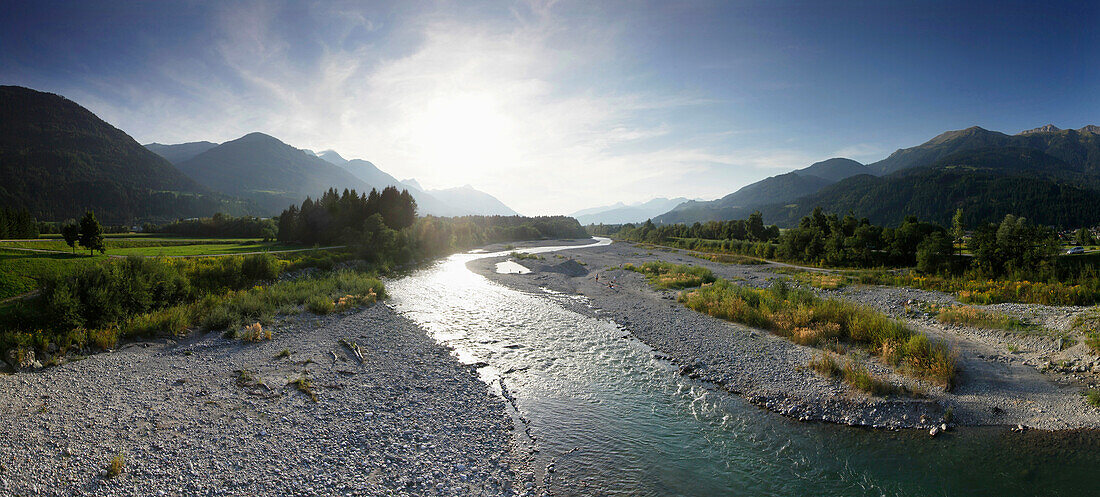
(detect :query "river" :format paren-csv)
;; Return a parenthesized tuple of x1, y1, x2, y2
(387, 238, 1098, 496)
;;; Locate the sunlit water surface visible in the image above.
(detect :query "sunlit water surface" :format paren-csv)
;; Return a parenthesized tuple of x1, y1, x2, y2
(387, 239, 1099, 496)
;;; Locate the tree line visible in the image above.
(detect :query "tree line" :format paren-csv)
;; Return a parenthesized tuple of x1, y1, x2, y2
(0, 207, 38, 238)
(595, 206, 1066, 279)
(159, 213, 277, 240)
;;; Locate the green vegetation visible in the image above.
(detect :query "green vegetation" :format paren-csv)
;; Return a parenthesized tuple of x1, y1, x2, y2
(808, 352, 902, 396)
(1, 185, 583, 367)
(305, 294, 336, 315)
(510, 251, 543, 260)
(0, 207, 38, 238)
(0, 86, 248, 224)
(275, 348, 291, 359)
(623, 262, 716, 289)
(159, 213, 276, 239)
(935, 305, 1031, 331)
(106, 452, 125, 479)
(1086, 389, 1100, 408)
(289, 376, 317, 402)
(759, 147, 1100, 228)
(680, 280, 956, 387)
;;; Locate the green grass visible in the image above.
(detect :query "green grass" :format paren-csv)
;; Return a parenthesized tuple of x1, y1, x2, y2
(510, 251, 544, 260)
(1086, 389, 1100, 407)
(0, 238, 308, 257)
(290, 376, 317, 402)
(623, 261, 716, 289)
(680, 280, 957, 387)
(0, 249, 103, 300)
(808, 352, 901, 396)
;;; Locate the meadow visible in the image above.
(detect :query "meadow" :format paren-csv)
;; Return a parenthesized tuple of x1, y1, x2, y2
(0, 238, 320, 301)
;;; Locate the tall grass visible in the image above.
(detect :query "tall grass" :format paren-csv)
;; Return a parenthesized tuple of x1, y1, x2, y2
(680, 280, 956, 387)
(623, 261, 716, 290)
(935, 305, 1031, 331)
(808, 352, 900, 396)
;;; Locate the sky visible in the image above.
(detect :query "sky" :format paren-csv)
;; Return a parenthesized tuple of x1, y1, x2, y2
(2, 0, 1098, 215)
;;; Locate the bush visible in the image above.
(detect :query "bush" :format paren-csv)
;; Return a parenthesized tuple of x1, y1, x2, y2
(624, 261, 716, 289)
(936, 305, 1029, 331)
(306, 295, 335, 314)
(681, 278, 956, 387)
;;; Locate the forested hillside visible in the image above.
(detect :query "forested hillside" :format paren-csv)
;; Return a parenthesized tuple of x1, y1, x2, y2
(0, 86, 247, 223)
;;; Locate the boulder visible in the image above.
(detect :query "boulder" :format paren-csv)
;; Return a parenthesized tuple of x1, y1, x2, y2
(5, 348, 42, 371)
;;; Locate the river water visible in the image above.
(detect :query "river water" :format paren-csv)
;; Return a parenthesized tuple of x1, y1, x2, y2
(387, 239, 1098, 496)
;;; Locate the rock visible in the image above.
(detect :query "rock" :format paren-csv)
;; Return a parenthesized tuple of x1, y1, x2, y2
(6, 348, 41, 371)
(929, 426, 941, 437)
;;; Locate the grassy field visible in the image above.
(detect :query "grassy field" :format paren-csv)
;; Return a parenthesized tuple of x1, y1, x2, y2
(0, 249, 104, 300)
(0, 238, 322, 301)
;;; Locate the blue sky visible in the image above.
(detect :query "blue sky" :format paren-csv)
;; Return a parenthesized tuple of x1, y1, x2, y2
(2, 1, 1097, 215)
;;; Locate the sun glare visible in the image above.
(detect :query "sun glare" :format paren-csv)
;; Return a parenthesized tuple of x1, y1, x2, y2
(412, 93, 520, 179)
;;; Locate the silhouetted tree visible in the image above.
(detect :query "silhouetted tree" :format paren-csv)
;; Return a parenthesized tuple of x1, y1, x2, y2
(61, 223, 80, 253)
(78, 211, 105, 255)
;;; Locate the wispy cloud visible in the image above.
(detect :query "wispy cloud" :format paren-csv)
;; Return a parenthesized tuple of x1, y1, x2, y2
(73, 1, 784, 214)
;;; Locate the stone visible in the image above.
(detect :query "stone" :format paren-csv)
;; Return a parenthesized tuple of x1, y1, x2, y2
(6, 348, 41, 371)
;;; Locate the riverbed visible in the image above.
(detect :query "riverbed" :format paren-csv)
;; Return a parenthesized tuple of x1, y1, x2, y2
(388, 237, 1100, 496)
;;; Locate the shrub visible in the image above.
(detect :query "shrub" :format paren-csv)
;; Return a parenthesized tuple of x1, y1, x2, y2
(625, 261, 716, 289)
(1086, 389, 1100, 408)
(305, 295, 335, 314)
(240, 322, 271, 342)
(122, 306, 190, 338)
(936, 306, 1030, 331)
(681, 278, 956, 387)
(106, 452, 125, 478)
(290, 376, 317, 402)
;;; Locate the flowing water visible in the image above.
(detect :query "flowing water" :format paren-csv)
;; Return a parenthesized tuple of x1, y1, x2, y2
(387, 239, 1099, 496)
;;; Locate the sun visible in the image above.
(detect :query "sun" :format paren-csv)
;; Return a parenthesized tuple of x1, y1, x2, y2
(412, 92, 520, 179)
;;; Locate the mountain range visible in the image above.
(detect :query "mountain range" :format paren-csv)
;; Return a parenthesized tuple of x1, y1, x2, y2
(655, 124, 1100, 227)
(307, 150, 518, 216)
(571, 197, 692, 225)
(0, 86, 248, 224)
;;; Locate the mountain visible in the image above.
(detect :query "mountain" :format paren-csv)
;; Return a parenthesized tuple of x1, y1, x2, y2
(175, 133, 369, 214)
(144, 141, 217, 164)
(654, 158, 867, 224)
(0, 85, 246, 224)
(572, 197, 691, 225)
(757, 148, 1100, 227)
(869, 125, 1100, 175)
(427, 185, 519, 216)
(654, 125, 1100, 225)
(311, 150, 458, 216)
(311, 149, 519, 216)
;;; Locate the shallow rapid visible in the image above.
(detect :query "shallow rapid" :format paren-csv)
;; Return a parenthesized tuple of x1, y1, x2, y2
(387, 239, 1098, 496)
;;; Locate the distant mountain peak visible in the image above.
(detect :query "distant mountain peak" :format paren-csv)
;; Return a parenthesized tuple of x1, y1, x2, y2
(400, 178, 424, 191)
(237, 132, 282, 144)
(1079, 125, 1100, 134)
(316, 149, 348, 165)
(1019, 124, 1062, 135)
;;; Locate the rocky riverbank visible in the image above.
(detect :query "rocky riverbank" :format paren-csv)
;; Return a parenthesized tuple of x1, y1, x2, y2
(0, 304, 532, 496)
(471, 240, 1100, 431)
